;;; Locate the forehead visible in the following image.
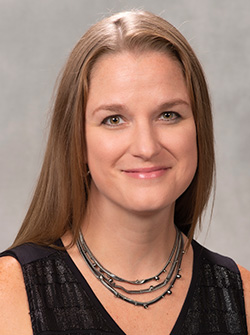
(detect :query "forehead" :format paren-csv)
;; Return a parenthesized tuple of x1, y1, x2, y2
(90, 50, 184, 80)
(88, 51, 187, 97)
(86, 51, 190, 113)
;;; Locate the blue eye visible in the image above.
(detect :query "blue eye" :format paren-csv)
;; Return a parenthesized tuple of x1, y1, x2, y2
(160, 112, 180, 121)
(102, 115, 125, 126)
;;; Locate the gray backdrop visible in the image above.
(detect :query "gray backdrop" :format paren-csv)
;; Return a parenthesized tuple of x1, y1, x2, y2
(0, 0, 249, 268)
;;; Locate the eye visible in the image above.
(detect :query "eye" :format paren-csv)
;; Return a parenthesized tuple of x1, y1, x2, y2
(102, 115, 125, 126)
(159, 112, 180, 122)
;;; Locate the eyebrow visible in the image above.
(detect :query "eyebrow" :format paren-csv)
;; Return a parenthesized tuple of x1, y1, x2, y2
(159, 99, 190, 108)
(157, 99, 190, 110)
(92, 104, 127, 115)
(92, 99, 190, 115)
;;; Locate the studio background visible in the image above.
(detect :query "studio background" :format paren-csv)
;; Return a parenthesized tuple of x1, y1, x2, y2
(0, 0, 249, 268)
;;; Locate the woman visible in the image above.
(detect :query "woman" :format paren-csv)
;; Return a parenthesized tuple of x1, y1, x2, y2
(0, 10, 249, 335)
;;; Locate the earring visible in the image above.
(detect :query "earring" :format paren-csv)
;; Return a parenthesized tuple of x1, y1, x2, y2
(86, 164, 90, 176)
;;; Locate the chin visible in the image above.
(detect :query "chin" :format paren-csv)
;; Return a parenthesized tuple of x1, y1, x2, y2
(121, 197, 174, 216)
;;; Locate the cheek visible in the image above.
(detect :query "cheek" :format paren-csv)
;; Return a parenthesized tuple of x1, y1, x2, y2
(180, 126, 198, 172)
(180, 126, 198, 180)
(86, 129, 125, 168)
(182, 129, 197, 163)
(168, 125, 198, 197)
(161, 123, 197, 163)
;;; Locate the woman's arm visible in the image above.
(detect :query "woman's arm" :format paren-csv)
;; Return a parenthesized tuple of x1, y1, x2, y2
(0, 256, 33, 335)
(238, 265, 250, 331)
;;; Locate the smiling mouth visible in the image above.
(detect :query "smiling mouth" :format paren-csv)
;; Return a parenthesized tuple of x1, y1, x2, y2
(122, 167, 169, 179)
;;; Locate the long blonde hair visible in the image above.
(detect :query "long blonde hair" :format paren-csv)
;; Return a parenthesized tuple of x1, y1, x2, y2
(12, 10, 215, 248)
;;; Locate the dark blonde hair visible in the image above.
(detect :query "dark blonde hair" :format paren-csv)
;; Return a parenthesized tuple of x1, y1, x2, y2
(13, 10, 215, 248)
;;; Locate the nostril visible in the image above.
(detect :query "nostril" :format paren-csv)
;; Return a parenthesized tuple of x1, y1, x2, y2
(130, 128, 161, 160)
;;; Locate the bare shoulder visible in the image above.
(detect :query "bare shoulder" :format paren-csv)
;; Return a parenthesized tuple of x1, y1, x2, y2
(238, 264, 250, 294)
(238, 265, 250, 329)
(0, 256, 32, 334)
(0, 254, 21, 274)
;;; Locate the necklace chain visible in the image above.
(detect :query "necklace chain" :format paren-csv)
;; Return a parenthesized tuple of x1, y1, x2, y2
(77, 226, 184, 309)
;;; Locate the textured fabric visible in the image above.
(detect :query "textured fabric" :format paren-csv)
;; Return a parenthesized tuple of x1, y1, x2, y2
(1, 244, 118, 334)
(0, 240, 248, 335)
(173, 245, 248, 335)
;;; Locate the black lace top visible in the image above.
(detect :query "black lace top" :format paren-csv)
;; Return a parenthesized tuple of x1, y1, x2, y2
(0, 240, 248, 334)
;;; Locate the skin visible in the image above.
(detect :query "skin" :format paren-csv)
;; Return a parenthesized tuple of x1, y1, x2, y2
(82, 51, 197, 281)
(85, 51, 197, 217)
(0, 51, 249, 334)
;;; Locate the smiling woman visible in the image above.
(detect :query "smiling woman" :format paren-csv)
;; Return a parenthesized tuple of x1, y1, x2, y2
(85, 51, 197, 215)
(0, 10, 249, 335)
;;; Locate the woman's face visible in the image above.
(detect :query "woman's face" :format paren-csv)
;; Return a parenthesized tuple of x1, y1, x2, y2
(85, 51, 197, 214)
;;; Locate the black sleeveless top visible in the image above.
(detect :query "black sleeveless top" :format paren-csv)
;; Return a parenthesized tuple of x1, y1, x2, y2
(1, 240, 248, 334)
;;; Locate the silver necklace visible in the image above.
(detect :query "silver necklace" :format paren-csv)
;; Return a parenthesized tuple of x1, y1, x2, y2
(77, 226, 184, 309)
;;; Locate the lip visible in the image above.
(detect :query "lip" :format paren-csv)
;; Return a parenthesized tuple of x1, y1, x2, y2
(122, 166, 170, 179)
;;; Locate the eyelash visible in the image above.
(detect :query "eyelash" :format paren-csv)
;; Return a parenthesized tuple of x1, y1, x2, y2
(102, 115, 125, 127)
(101, 112, 181, 127)
(159, 112, 180, 122)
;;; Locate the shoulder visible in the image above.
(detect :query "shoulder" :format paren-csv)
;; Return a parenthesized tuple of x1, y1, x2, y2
(193, 240, 239, 273)
(193, 241, 249, 328)
(238, 265, 250, 330)
(0, 256, 32, 334)
(0, 242, 58, 265)
(0, 254, 23, 279)
(0, 242, 59, 334)
(192, 241, 249, 331)
(0, 256, 25, 300)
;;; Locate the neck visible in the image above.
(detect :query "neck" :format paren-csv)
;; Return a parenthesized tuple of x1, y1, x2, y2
(81, 193, 177, 280)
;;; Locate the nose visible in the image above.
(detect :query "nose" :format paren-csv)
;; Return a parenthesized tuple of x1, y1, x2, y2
(130, 121, 161, 160)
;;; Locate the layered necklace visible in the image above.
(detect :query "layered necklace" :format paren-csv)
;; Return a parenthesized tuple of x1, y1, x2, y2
(77, 226, 184, 309)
